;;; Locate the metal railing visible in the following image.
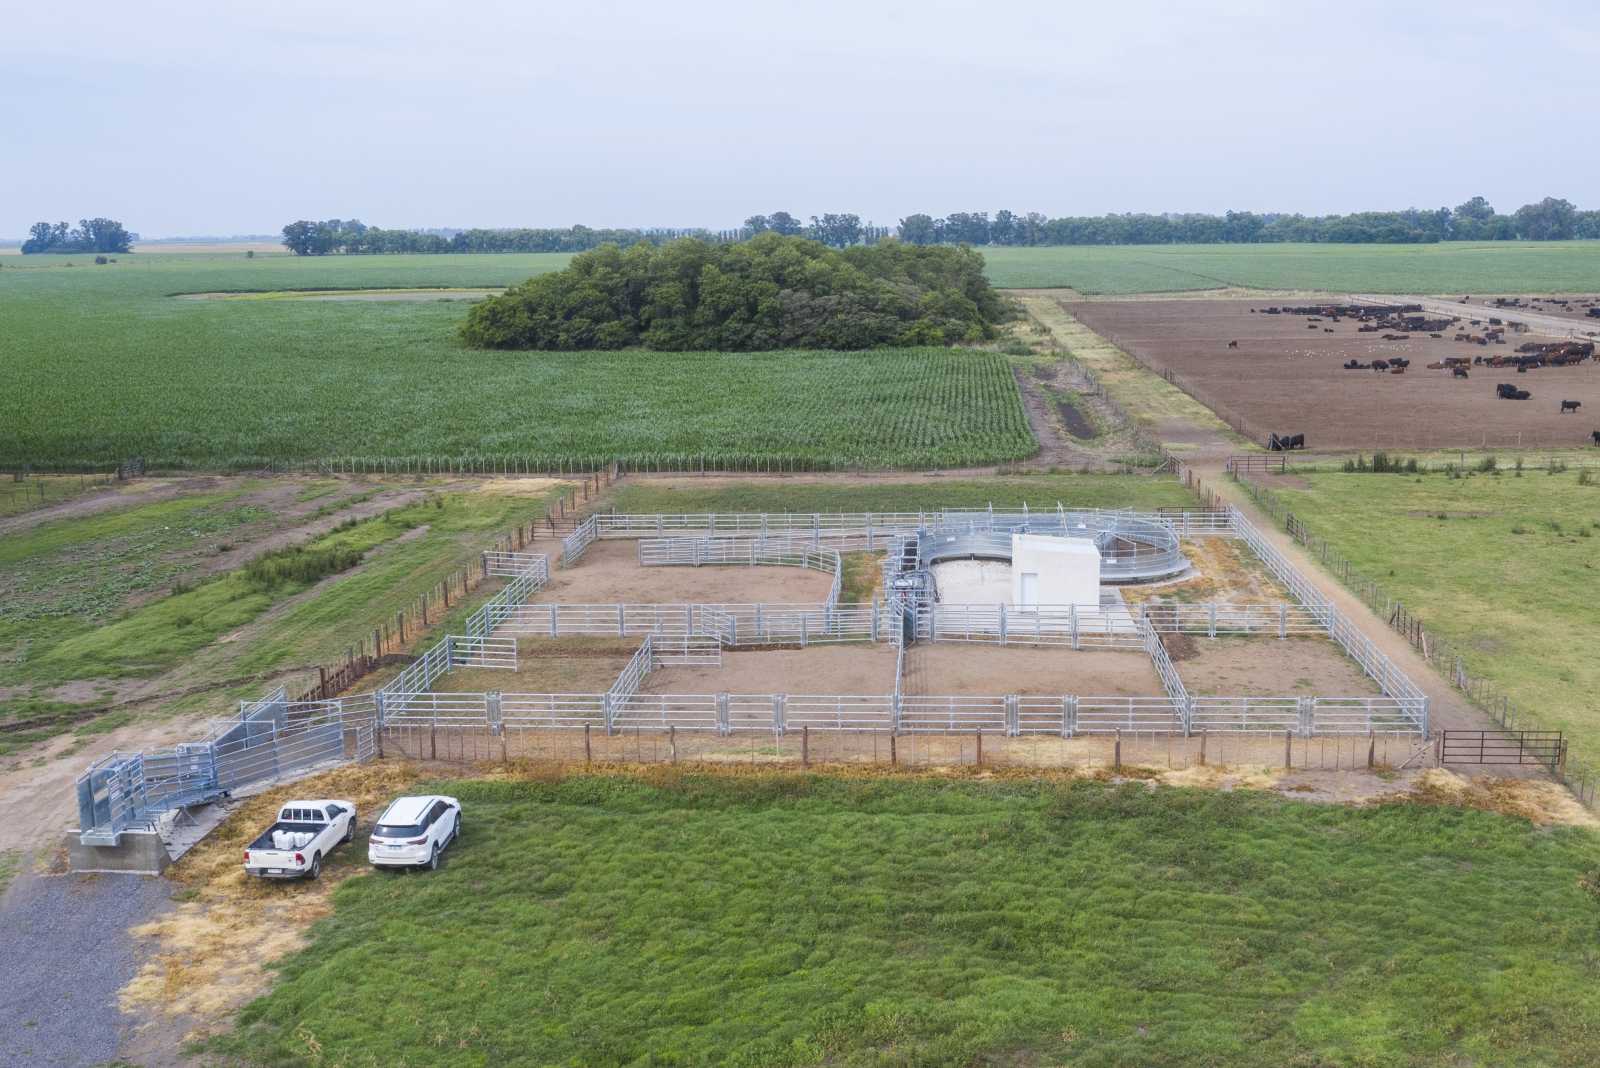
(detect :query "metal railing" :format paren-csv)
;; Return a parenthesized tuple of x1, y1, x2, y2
(917, 603, 1142, 649)
(561, 515, 599, 567)
(637, 538, 844, 604)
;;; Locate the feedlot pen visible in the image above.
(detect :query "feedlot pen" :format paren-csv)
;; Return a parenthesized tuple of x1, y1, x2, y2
(76, 505, 1438, 847)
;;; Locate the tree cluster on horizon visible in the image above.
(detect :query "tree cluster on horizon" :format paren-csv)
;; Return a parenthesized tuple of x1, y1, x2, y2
(20, 218, 134, 254)
(889, 197, 1598, 246)
(459, 233, 1005, 351)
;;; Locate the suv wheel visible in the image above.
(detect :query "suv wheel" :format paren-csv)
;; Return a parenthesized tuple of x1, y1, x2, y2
(426, 845, 440, 871)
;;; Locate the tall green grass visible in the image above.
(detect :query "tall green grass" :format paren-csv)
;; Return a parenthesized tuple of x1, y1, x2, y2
(210, 773, 1600, 1067)
(1268, 469, 1600, 750)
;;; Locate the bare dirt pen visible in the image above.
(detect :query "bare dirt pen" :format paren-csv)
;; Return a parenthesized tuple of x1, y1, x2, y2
(903, 644, 1163, 697)
(1121, 536, 1290, 605)
(1064, 298, 1600, 448)
(538, 541, 835, 603)
(435, 638, 638, 693)
(638, 645, 900, 695)
(1170, 634, 1384, 696)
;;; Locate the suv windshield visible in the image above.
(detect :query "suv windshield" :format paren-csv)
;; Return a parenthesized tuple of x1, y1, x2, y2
(374, 824, 423, 839)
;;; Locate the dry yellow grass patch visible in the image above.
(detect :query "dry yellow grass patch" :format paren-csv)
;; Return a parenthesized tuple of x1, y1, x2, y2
(1405, 769, 1599, 829)
(472, 477, 571, 498)
(121, 762, 434, 1037)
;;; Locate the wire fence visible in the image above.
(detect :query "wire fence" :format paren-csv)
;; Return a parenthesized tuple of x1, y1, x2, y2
(1232, 472, 1596, 808)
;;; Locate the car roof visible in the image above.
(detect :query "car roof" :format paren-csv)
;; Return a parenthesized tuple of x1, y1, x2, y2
(379, 795, 455, 822)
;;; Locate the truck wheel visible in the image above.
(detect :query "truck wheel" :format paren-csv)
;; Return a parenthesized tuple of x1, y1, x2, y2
(342, 822, 354, 844)
(309, 853, 322, 879)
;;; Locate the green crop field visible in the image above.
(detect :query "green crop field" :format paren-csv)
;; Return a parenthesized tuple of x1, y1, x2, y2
(1265, 467, 1600, 753)
(982, 241, 1600, 294)
(209, 772, 1600, 1068)
(0, 253, 1032, 471)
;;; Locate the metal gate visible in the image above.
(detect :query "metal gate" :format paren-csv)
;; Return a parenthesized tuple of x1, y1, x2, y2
(1440, 730, 1565, 770)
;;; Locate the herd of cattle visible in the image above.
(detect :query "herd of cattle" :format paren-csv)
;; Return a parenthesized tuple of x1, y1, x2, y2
(1249, 301, 1600, 451)
(1485, 295, 1600, 321)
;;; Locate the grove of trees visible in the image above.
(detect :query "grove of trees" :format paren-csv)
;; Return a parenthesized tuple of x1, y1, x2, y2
(21, 218, 134, 254)
(460, 233, 1006, 351)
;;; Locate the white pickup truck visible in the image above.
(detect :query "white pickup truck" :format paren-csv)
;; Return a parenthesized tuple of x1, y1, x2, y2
(243, 799, 357, 880)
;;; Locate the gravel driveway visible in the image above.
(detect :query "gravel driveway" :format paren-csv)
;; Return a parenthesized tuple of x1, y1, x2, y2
(0, 869, 173, 1067)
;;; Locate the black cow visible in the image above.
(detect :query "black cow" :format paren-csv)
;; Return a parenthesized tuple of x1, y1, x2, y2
(1371, 359, 1390, 372)
(1453, 366, 1469, 379)
(1228, 340, 1239, 349)
(1592, 430, 1600, 445)
(1560, 400, 1581, 414)
(1267, 432, 1306, 451)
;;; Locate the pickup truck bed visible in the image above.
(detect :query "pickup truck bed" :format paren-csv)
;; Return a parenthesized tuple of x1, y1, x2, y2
(243, 800, 356, 880)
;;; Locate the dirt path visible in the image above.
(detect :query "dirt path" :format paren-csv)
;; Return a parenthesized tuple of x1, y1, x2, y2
(0, 476, 225, 538)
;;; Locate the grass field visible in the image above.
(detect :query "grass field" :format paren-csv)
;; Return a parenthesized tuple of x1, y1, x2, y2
(209, 771, 1600, 1068)
(1266, 468, 1600, 752)
(0, 481, 561, 752)
(610, 472, 1199, 514)
(0, 253, 1033, 471)
(982, 241, 1600, 294)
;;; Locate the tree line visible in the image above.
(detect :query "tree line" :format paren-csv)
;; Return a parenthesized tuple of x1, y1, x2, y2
(280, 219, 727, 256)
(20, 218, 134, 254)
(890, 197, 1599, 245)
(280, 197, 1598, 256)
(460, 233, 1006, 351)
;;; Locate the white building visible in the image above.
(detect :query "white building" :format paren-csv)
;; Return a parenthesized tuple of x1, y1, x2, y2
(1010, 533, 1101, 608)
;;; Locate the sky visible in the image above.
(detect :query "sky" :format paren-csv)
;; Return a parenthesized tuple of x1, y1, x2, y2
(4, 0, 1598, 238)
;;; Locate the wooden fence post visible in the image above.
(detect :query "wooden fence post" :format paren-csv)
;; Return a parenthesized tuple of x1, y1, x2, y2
(1367, 730, 1375, 769)
(584, 723, 592, 766)
(1284, 729, 1292, 769)
(1198, 728, 1207, 767)
(889, 732, 897, 767)
(669, 725, 678, 764)
(975, 730, 982, 768)
(1114, 728, 1122, 771)
(802, 726, 809, 767)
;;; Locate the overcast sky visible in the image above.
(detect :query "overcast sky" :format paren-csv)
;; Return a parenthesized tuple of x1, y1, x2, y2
(4, 0, 1597, 237)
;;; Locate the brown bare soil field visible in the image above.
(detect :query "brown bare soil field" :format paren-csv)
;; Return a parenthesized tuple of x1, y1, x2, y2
(1171, 635, 1382, 696)
(903, 644, 1163, 697)
(538, 541, 835, 603)
(435, 639, 639, 693)
(640, 645, 900, 695)
(1460, 294, 1600, 325)
(1064, 299, 1600, 448)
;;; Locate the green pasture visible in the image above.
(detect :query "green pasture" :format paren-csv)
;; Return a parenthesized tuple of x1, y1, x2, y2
(982, 241, 1600, 294)
(210, 772, 1600, 1068)
(1268, 467, 1600, 751)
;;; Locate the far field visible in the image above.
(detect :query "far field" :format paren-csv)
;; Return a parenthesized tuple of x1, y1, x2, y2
(1264, 467, 1600, 753)
(0, 254, 1031, 471)
(5, 243, 1600, 470)
(207, 771, 1600, 1068)
(983, 241, 1600, 294)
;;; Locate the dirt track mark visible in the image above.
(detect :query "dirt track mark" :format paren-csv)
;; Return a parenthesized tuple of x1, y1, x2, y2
(0, 477, 225, 538)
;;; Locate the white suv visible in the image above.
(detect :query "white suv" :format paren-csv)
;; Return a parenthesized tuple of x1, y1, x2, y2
(368, 794, 462, 871)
